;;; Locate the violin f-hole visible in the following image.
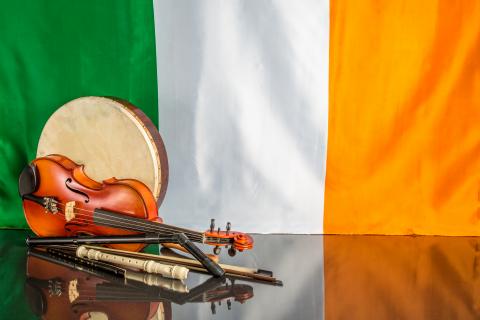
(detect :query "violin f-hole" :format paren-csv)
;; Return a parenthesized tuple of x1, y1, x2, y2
(65, 178, 90, 203)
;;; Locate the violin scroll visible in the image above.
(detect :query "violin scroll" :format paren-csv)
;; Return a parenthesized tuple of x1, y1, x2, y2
(204, 221, 254, 253)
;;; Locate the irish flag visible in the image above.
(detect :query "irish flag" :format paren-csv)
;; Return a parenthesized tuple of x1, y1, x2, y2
(1, 0, 479, 236)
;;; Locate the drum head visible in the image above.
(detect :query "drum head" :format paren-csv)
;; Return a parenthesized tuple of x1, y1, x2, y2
(37, 96, 168, 206)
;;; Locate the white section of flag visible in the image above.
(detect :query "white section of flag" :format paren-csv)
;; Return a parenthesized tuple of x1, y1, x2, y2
(153, 0, 329, 233)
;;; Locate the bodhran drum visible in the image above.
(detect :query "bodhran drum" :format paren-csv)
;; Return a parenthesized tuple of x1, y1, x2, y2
(37, 96, 168, 206)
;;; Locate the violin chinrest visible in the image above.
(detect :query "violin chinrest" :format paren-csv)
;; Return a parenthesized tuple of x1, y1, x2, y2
(19, 164, 40, 197)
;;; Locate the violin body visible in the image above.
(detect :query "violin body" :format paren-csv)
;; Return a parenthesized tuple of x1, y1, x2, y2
(22, 154, 160, 252)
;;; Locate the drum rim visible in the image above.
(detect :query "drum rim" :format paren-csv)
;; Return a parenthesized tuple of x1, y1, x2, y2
(109, 97, 169, 206)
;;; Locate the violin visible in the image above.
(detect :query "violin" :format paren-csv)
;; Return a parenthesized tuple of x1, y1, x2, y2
(19, 154, 253, 253)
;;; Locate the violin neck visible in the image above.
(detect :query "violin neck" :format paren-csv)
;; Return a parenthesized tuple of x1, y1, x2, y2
(93, 208, 205, 243)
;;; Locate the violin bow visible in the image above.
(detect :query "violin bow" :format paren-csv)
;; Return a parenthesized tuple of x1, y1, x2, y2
(80, 245, 283, 286)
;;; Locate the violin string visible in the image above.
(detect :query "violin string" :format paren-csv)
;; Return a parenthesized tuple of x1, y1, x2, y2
(50, 199, 207, 238)
(53, 201, 233, 243)
(49, 206, 229, 243)
(56, 211, 207, 242)
(38, 198, 235, 244)
(51, 202, 206, 241)
(73, 293, 173, 300)
(73, 293, 166, 302)
(49, 206, 205, 242)
(67, 202, 200, 233)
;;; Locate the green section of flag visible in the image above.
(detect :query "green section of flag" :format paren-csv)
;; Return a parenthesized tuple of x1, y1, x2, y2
(0, 229, 162, 318)
(0, 0, 158, 228)
(0, 230, 36, 319)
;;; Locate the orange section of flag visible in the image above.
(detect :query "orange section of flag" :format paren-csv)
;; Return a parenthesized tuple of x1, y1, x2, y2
(325, 0, 480, 235)
(324, 236, 480, 319)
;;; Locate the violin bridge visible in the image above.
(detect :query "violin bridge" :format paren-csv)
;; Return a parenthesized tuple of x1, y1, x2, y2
(65, 201, 76, 222)
(68, 279, 79, 303)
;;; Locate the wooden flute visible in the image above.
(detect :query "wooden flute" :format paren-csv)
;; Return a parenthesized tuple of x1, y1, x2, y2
(81, 245, 283, 286)
(76, 245, 189, 281)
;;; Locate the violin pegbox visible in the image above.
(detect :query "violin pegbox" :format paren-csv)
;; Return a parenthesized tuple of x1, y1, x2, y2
(204, 220, 254, 255)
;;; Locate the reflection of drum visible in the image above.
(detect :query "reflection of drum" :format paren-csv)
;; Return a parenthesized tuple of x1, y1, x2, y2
(37, 96, 168, 206)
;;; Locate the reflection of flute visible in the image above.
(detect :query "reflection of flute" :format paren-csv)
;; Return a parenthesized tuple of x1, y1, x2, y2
(42, 247, 188, 292)
(76, 246, 189, 281)
(125, 270, 188, 293)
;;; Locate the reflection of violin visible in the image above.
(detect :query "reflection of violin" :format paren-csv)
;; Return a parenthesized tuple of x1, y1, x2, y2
(26, 249, 169, 320)
(190, 279, 254, 315)
(26, 250, 254, 319)
(20, 154, 253, 253)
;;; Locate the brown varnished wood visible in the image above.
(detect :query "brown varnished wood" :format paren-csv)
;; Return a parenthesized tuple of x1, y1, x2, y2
(105, 177, 162, 223)
(23, 155, 159, 252)
(109, 97, 169, 207)
(46, 154, 103, 189)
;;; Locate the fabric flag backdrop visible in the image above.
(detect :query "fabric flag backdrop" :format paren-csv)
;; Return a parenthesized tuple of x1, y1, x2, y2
(0, 0, 158, 228)
(0, 0, 479, 236)
(153, 0, 330, 233)
(325, 0, 480, 236)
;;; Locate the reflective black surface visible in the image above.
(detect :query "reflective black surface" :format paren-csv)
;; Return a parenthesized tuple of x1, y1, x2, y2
(6, 230, 479, 319)
(0, 230, 323, 319)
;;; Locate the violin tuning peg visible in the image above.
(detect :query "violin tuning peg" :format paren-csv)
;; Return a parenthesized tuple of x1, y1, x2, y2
(228, 246, 236, 257)
(210, 219, 215, 232)
(226, 222, 231, 235)
(213, 246, 221, 255)
(227, 299, 232, 310)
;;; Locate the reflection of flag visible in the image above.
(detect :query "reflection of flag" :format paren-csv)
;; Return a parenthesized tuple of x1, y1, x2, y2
(324, 236, 480, 319)
(1, 0, 479, 235)
(324, 1, 480, 235)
